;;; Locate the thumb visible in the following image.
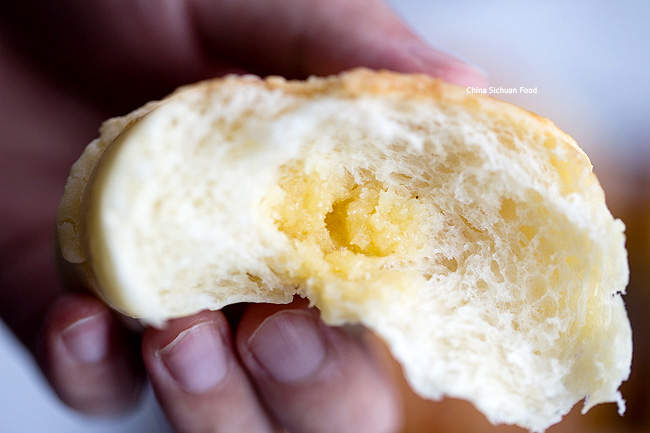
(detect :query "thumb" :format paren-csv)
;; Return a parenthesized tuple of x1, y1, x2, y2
(189, 0, 487, 86)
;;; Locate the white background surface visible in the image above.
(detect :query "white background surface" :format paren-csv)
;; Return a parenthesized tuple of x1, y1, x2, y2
(1, 1, 648, 432)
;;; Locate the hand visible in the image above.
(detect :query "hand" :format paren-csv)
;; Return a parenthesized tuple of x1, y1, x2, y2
(0, 1, 486, 432)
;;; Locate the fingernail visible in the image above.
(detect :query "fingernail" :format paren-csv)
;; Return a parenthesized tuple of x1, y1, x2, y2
(405, 42, 489, 87)
(247, 310, 327, 383)
(61, 313, 110, 363)
(158, 321, 229, 394)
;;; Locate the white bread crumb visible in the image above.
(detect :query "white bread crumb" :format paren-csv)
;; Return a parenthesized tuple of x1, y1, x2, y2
(57, 69, 631, 432)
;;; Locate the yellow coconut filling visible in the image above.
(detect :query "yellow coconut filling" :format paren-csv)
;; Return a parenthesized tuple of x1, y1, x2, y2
(263, 160, 430, 314)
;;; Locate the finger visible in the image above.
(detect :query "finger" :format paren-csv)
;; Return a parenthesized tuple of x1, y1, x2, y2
(5, 0, 485, 110)
(237, 301, 403, 433)
(42, 293, 144, 415)
(189, 0, 487, 86)
(142, 310, 276, 433)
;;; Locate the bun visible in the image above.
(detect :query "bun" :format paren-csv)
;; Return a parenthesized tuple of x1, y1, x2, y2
(56, 69, 631, 432)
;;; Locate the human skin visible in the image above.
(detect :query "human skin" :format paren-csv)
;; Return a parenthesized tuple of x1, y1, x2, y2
(0, 1, 486, 432)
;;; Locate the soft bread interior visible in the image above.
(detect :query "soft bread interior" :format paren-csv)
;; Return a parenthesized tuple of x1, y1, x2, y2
(57, 69, 631, 432)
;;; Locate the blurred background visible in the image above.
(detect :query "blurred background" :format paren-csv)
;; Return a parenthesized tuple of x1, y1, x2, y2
(1, 1, 648, 432)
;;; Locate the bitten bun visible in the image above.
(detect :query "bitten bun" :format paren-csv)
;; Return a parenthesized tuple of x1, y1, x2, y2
(57, 69, 631, 432)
